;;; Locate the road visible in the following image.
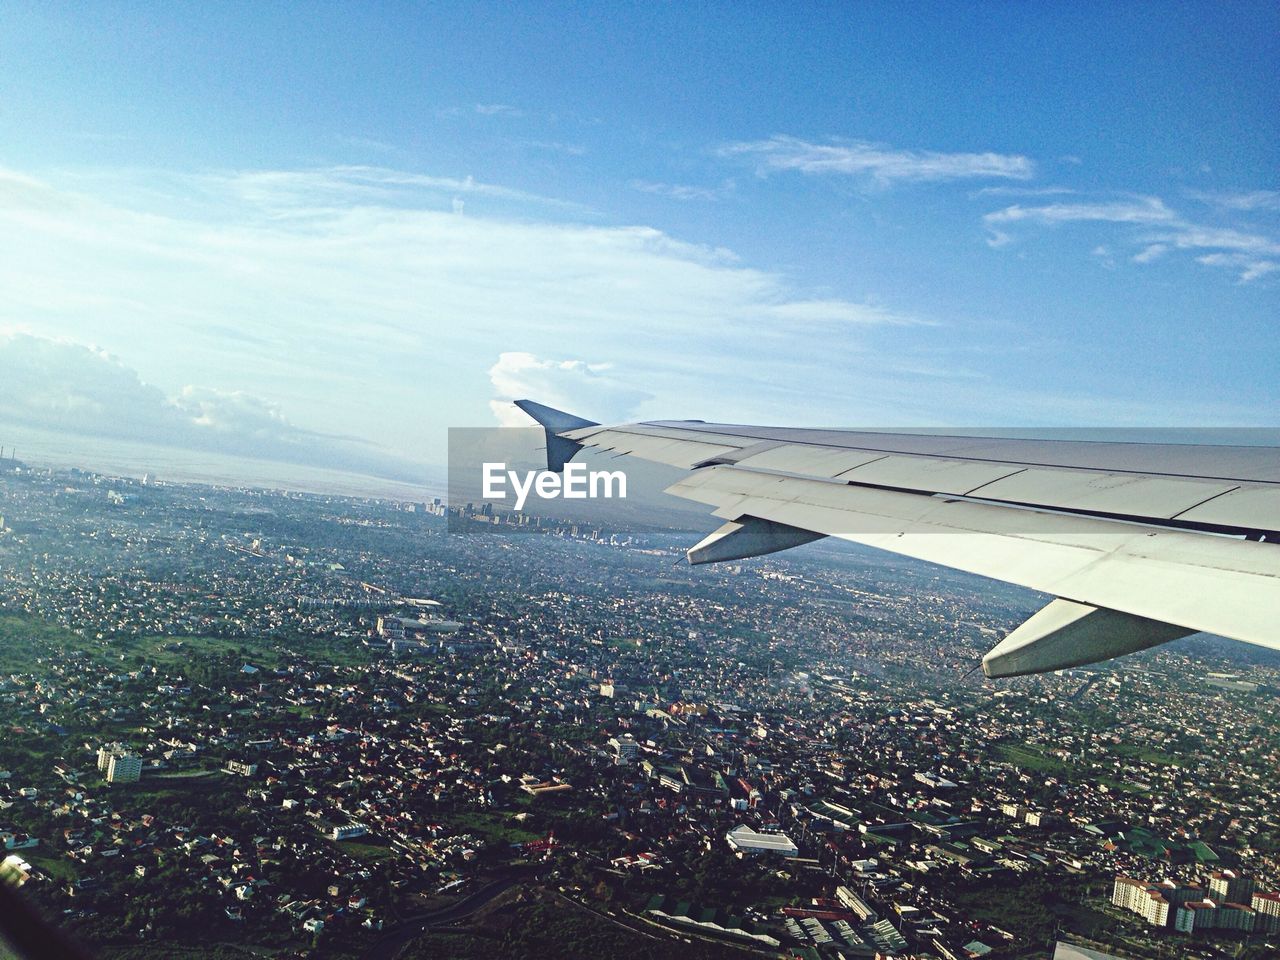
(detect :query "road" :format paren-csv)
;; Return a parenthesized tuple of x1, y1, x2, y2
(362, 874, 527, 960)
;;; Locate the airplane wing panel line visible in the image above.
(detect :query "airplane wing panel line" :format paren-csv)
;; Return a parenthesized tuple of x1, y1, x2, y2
(958, 466, 1029, 497)
(1168, 486, 1243, 519)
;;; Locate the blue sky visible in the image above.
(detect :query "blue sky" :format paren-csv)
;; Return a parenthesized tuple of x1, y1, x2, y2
(0, 2, 1276, 482)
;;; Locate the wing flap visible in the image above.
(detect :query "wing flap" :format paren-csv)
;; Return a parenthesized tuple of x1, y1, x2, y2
(963, 468, 1239, 519)
(669, 464, 1280, 652)
(734, 445, 889, 477)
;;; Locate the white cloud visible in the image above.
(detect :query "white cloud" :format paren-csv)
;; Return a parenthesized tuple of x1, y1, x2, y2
(1162, 225, 1280, 257)
(0, 164, 947, 461)
(971, 185, 1077, 199)
(630, 179, 734, 202)
(751, 299, 930, 327)
(473, 103, 522, 117)
(984, 197, 1177, 226)
(435, 103, 524, 120)
(984, 194, 1280, 282)
(1186, 189, 1280, 212)
(1132, 243, 1169, 263)
(487, 351, 652, 426)
(0, 333, 424, 480)
(3, 157, 1264, 483)
(210, 164, 586, 213)
(522, 139, 587, 156)
(1195, 254, 1279, 283)
(721, 135, 1034, 185)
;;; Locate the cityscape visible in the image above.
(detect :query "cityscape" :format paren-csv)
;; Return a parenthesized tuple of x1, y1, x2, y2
(1, 458, 1277, 960)
(2, 3, 1275, 959)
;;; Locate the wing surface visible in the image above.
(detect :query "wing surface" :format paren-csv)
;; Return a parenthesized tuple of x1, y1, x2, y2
(515, 401, 1280, 677)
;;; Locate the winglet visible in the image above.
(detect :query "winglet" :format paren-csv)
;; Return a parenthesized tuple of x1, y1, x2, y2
(513, 399, 599, 472)
(513, 399, 598, 433)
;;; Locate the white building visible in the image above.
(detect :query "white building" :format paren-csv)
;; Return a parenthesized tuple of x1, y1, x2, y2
(97, 744, 125, 771)
(1111, 876, 1171, 927)
(835, 885, 878, 922)
(1251, 891, 1280, 934)
(608, 735, 639, 764)
(725, 825, 798, 858)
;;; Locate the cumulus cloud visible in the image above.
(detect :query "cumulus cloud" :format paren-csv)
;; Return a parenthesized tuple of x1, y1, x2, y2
(487, 351, 651, 426)
(0, 164, 941, 448)
(0, 333, 426, 481)
(721, 135, 1034, 185)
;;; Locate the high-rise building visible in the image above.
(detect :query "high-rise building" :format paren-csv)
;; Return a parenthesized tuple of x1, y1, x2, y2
(106, 753, 142, 784)
(1207, 869, 1255, 904)
(1111, 876, 1202, 928)
(98, 743, 142, 782)
(1251, 891, 1280, 934)
(1174, 899, 1257, 934)
(608, 734, 639, 764)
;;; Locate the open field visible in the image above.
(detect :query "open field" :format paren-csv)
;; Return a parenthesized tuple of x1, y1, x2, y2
(997, 743, 1076, 778)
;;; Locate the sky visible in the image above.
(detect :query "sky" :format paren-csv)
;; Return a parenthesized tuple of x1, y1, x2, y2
(0, 1, 1276, 485)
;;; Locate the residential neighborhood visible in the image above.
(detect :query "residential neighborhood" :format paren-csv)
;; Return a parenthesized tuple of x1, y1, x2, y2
(1, 461, 1277, 959)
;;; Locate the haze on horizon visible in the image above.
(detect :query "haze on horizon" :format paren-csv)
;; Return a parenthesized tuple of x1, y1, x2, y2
(0, 2, 1276, 489)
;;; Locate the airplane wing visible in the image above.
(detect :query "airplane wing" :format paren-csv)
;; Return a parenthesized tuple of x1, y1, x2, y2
(514, 399, 1280, 678)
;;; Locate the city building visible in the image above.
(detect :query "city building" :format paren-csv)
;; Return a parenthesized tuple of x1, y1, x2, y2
(105, 753, 142, 784)
(1251, 891, 1280, 934)
(725, 825, 798, 858)
(1111, 876, 1170, 927)
(96, 744, 125, 772)
(835, 885, 878, 922)
(1174, 899, 1257, 934)
(608, 734, 639, 764)
(1207, 869, 1255, 904)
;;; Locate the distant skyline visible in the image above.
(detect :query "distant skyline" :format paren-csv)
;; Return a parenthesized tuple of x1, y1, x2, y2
(0, 2, 1276, 485)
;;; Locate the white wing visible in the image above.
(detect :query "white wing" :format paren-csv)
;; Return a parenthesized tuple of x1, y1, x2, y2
(515, 400, 1280, 677)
